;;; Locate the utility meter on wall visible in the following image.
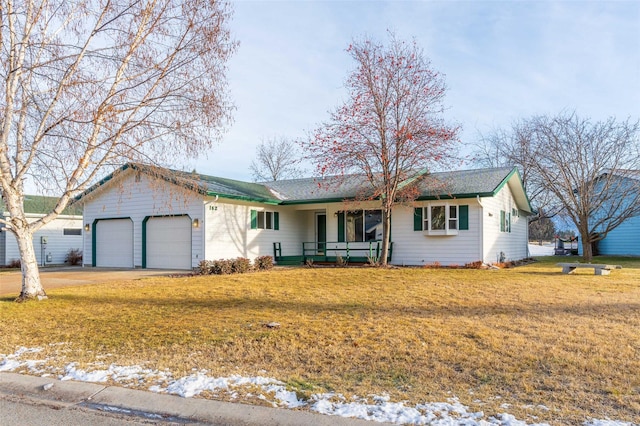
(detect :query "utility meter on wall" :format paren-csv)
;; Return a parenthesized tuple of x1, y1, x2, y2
(40, 236, 48, 245)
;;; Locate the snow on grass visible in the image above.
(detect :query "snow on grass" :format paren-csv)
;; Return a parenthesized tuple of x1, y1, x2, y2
(0, 347, 633, 426)
(528, 244, 554, 256)
(0, 346, 45, 372)
(61, 362, 170, 385)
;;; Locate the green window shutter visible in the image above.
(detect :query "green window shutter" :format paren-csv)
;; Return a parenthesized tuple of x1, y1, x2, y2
(500, 210, 505, 232)
(337, 212, 345, 242)
(413, 207, 423, 231)
(274, 212, 279, 230)
(459, 205, 469, 230)
(251, 209, 257, 229)
(508, 212, 511, 233)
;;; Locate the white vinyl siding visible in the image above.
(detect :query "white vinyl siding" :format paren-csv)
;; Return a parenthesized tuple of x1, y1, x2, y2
(2, 215, 83, 266)
(204, 201, 304, 261)
(79, 167, 531, 268)
(146, 216, 192, 269)
(81, 170, 203, 268)
(392, 203, 481, 266)
(96, 219, 134, 267)
(481, 184, 528, 263)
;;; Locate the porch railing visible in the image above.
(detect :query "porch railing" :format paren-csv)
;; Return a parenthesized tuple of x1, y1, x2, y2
(273, 241, 393, 265)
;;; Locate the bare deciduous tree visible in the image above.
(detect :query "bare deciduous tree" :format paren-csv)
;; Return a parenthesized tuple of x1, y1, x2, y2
(0, 0, 236, 301)
(473, 121, 562, 221)
(496, 112, 640, 261)
(249, 137, 303, 182)
(302, 33, 460, 266)
(528, 211, 556, 245)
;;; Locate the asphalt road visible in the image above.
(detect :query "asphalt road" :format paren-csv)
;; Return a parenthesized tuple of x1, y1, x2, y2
(0, 393, 177, 425)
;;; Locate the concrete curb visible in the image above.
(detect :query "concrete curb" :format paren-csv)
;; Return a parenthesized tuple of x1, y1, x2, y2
(0, 372, 376, 425)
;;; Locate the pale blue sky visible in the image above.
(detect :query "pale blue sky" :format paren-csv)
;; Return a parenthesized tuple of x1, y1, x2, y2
(189, 0, 640, 181)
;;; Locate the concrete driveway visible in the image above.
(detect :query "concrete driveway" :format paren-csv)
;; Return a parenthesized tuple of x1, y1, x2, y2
(0, 267, 189, 297)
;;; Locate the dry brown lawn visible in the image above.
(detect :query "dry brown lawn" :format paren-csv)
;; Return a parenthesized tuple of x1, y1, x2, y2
(1, 256, 639, 425)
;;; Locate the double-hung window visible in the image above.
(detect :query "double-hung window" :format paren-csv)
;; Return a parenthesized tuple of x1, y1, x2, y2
(500, 210, 511, 233)
(251, 210, 279, 230)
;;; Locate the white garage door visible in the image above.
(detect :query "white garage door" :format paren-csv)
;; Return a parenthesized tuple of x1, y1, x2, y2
(146, 216, 192, 269)
(96, 219, 134, 267)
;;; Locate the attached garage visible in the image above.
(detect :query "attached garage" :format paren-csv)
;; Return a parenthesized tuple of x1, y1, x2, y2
(95, 218, 134, 267)
(144, 215, 192, 270)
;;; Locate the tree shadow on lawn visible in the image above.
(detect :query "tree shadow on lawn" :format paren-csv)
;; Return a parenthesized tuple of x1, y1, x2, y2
(45, 292, 640, 321)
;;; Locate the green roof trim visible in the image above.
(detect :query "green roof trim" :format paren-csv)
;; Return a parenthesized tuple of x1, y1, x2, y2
(75, 163, 532, 213)
(75, 163, 282, 205)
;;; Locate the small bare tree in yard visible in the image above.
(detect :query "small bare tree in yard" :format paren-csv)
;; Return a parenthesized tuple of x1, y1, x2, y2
(249, 136, 303, 181)
(525, 113, 640, 261)
(0, 0, 236, 301)
(302, 33, 459, 266)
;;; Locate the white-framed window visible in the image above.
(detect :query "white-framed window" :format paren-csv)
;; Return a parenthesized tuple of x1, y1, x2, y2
(423, 204, 458, 235)
(251, 210, 279, 230)
(500, 210, 511, 233)
(257, 211, 273, 229)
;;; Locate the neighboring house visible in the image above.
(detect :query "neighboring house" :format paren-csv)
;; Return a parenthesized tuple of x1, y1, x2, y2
(0, 195, 83, 266)
(589, 170, 640, 256)
(74, 163, 533, 270)
(597, 215, 640, 256)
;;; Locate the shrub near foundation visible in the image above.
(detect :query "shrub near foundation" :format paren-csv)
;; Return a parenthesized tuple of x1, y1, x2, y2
(199, 256, 274, 275)
(254, 255, 274, 271)
(231, 257, 251, 274)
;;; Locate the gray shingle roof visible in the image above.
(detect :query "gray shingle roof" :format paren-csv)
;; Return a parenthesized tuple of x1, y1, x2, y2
(262, 167, 518, 202)
(172, 170, 279, 203)
(263, 174, 375, 202)
(76, 163, 530, 211)
(414, 167, 516, 198)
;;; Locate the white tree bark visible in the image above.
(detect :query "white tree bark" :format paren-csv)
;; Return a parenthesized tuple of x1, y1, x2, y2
(14, 226, 47, 301)
(0, 0, 236, 300)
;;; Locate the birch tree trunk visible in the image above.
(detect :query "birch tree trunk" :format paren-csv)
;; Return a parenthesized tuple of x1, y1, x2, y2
(6, 203, 47, 301)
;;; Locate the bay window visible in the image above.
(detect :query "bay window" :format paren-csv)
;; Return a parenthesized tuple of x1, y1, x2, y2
(414, 204, 468, 236)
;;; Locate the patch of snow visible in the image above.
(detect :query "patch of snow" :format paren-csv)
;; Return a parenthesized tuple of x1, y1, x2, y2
(584, 421, 636, 426)
(0, 359, 22, 372)
(0, 346, 44, 372)
(60, 362, 170, 385)
(528, 244, 554, 256)
(0, 346, 634, 426)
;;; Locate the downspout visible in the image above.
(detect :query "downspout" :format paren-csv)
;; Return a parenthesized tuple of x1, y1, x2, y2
(477, 196, 484, 264)
(82, 220, 85, 268)
(526, 210, 531, 258)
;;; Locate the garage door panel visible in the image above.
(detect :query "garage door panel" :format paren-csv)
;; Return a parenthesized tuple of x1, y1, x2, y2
(146, 216, 191, 270)
(96, 219, 133, 267)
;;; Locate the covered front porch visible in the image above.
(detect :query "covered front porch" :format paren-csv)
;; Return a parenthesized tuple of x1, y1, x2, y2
(273, 205, 391, 265)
